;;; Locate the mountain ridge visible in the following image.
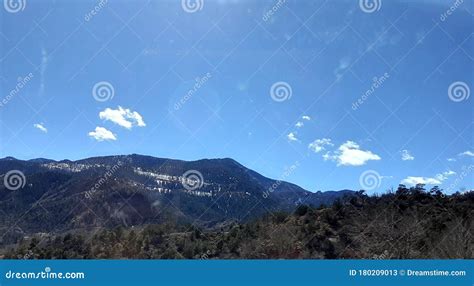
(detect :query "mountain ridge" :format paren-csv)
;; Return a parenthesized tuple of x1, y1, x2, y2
(0, 154, 355, 245)
(2, 154, 305, 190)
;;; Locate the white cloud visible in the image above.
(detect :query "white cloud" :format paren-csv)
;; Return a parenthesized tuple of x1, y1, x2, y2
(308, 138, 333, 153)
(401, 176, 442, 185)
(435, 170, 456, 181)
(325, 141, 381, 166)
(99, 106, 146, 129)
(400, 149, 414, 161)
(295, 116, 311, 129)
(88, 127, 117, 142)
(33, 123, 47, 133)
(287, 132, 298, 142)
(447, 158, 456, 162)
(322, 152, 332, 161)
(401, 170, 456, 186)
(459, 150, 474, 157)
(334, 57, 351, 80)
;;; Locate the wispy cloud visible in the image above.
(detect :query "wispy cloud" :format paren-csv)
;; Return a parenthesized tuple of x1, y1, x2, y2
(324, 141, 381, 166)
(99, 106, 146, 129)
(401, 176, 442, 185)
(295, 115, 311, 129)
(447, 150, 473, 162)
(287, 132, 298, 142)
(308, 138, 333, 153)
(334, 56, 351, 80)
(435, 170, 456, 181)
(38, 47, 48, 97)
(88, 127, 117, 142)
(33, 123, 47, 133)
(401, 170, 456, 186)
(459, 150, 474, 157)
(400, 149, 414, 161)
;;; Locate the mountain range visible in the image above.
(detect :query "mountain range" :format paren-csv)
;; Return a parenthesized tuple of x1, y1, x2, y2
(0, 155, 354, 244)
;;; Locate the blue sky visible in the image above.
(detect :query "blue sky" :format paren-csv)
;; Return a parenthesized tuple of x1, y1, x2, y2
(0, 0, 472, 194)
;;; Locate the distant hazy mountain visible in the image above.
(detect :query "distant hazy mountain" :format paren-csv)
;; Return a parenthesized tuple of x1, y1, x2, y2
(0, 155, 354, 242)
